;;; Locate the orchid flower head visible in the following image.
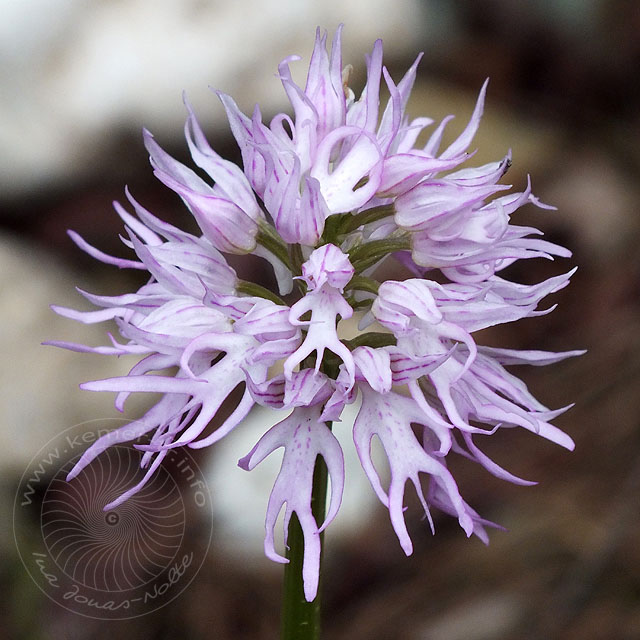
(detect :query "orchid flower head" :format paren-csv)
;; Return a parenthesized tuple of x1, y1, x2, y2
(51, 25, 582, 602)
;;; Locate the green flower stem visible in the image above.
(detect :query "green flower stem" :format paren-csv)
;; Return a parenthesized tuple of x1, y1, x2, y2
(345, 297, 375, 310)
(281, 440, 329, 640)
(347, 274, 380, 295)
(338, 203, 395, 234)
(344, 331, 396, 350)
(321, 213, 343, 246)
(290, 243, 306, 279)
(237, 280, 287, 305)
(348, 236, 411, 272)
(257, 225, 293, 270)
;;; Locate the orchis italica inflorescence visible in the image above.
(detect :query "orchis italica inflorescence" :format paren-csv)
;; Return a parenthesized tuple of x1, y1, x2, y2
(50, 26, 582, 602)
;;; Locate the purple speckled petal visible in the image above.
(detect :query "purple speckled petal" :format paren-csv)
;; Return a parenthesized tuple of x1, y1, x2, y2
(354, 388, 474, 553)
(440, 79, 488, 160)
(238, 405, 344, 601)
(346, 38, 383, 133)
(261, 149, 327, 245)
(304, 26, 345, 144)
(378, 153, 467, 197)
(283, 368, 333, 408)
(184, 98, 262, 221)
(395, 180, 509, 232)
(233, 300, 298, 342)
(352, 346, 392, 393)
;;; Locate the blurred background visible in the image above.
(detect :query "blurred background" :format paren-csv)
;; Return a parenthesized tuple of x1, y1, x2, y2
(2, 1, 640, 638)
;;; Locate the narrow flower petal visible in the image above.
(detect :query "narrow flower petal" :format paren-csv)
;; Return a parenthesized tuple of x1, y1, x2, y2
(440, 79, 488, 159)
(67, 230, 146, 269)
(305, 26, 345, 143)
(184, 97, 262, 220)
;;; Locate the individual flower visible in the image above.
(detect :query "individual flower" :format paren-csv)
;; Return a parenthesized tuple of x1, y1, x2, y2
(51, 26, 582, 602)
(284, 244, 355, 386)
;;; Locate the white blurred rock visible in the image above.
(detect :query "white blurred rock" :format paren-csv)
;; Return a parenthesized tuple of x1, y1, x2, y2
(0, 234, 146, 475)
(0, 0, 423, 197)
(418, 592, 525, 640)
